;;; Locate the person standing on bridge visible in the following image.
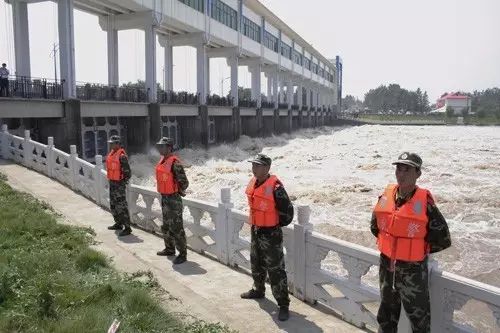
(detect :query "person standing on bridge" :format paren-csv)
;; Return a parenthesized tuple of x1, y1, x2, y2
(0, 63, 10, 97)
(155, 137, 190, 265)
(106, 135, 133, 237)
(371, 152, 451, 333)
(241, 153, 294, 321)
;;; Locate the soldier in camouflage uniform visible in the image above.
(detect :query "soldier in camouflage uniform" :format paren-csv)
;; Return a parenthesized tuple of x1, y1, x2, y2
(240, 154, 294, 321)
(371, 152, 451, 333)
(106, 135, 132, 237)
(155, 137, 190, 265)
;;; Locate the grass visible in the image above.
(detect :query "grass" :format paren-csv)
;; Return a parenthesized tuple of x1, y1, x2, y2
(0, 174, 235, 333)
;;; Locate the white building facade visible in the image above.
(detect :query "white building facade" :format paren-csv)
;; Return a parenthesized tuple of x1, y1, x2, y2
(5, 0, 339, 110)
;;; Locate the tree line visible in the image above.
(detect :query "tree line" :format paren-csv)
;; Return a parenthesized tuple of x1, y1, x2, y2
(343, 84, 430, 114)
(343, 85, 500, 117)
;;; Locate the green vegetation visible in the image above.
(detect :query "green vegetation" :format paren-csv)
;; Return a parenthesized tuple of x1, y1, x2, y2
(364, 85, 430, 113)
(0, 175, 235, 333)
(343, 87, 499, 119)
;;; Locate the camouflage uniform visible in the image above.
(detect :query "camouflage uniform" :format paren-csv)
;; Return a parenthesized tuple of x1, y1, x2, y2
(250, 180, 294, 307)
(161, 160, 189, 256)
(109, 154, 131, 228)
(371, 189, 451, 333)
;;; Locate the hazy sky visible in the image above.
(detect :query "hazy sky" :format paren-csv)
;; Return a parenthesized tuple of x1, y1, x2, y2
(1, 0, 499, 101)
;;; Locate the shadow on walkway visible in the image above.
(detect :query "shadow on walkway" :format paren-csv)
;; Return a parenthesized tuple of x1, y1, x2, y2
(172, 259, 208, 276)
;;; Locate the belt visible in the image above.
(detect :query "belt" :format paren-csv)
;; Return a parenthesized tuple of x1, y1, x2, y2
(251, 224, 280, 234)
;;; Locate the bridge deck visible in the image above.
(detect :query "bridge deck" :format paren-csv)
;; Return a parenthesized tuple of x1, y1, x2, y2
(0, 159, 365, 333)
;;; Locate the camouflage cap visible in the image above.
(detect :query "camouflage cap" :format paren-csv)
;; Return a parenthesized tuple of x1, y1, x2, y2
(156, 137, 174, 146)
(392, 152, 422, 169)
(248, 153, 272, 166)
(107, 135, 121, 144)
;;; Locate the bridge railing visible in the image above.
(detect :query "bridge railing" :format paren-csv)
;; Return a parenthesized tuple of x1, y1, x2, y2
(76, 82, 148, 103)
(1, 124, 499, 333)
(0, 75, 63, 100)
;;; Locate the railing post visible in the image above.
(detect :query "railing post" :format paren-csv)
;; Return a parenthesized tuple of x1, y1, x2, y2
(429, 257, 445, 333)
(216, 188, 233, 265)
(47, 137, 54, 177)
(293, 205, 313, 302)
(0, 124, 8, 159)
(23, 130, 33, 168)
(69, 145, 78, 190)
(396, 258, 441, 333)
(94, 155, 104, 206)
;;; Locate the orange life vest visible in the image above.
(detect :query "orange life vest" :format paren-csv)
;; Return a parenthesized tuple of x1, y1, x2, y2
(156, 155, 179, 195)
(246, 175, 280, 227)
(373, 184, 430, 262)
(106, 148, 126, 181)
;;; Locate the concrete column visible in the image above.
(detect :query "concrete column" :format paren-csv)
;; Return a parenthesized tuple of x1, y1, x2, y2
(199, 105, 209, 147)
(231, 107, 241, 141)
(12, 0, 31, 77)
(305, 85, 310, 109)
(250, 64, 261, 108)
(38, 99, 81, 152)
(266, 75, 272, 101)
(297, 82, 303, 108)
(228, 55, 238, 105)
(145, 23, 157, 102)
(286, 80, 293, 110)
(287, 109, 293, 133)
(148, 103, 161, 144)
(57, 0, 76, 98)
(164, 41, 173, 91)
(273, 109, 280, 133)
(280, 82, 286, 104)
(197, 44, 208, 104)
(272, 70, 279, 109)
(256, 108, 263, 136)
(107, 28, 119, 86)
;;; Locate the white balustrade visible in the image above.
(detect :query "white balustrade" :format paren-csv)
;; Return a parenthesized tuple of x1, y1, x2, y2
(0, 124, 498, 332)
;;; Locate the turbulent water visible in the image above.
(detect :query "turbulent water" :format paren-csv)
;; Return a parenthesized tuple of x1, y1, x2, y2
(129, 125, 500, 287)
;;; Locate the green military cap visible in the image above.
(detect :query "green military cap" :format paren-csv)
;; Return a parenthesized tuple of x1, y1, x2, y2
(107, 135, 121, 144)
(248, 153, 272, 166)
(392, 152, 422, 169)
(156, 137, 174, 146)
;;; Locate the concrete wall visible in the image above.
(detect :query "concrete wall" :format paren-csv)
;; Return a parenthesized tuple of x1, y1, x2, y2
(123, 116, 150, 153)
(213, 116, 234, 142)
(0, 99, 64, 118)
(2, 100, 338, 158)
(81, 101, 148, 117)
(262, 115, 275, 136)
(177, 115, 203, 147)
(292, 115, 300, 130)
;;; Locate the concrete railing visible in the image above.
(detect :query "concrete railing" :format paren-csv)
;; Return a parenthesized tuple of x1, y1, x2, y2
(1, 124, 499, 332)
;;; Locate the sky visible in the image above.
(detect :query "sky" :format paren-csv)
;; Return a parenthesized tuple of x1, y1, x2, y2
(1, 0, 499, 102)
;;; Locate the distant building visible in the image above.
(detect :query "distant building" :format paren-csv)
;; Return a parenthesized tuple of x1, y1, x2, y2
(431, 92, 472, 115)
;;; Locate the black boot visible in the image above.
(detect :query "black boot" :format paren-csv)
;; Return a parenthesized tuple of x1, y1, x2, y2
(108, 223, 122, 230)
(157, 249, 175, 256)
(278, 306, 289, 321)
(118, 227, 132, 236)
(173, 254, 187, 264)
(240, 289, 265, 299)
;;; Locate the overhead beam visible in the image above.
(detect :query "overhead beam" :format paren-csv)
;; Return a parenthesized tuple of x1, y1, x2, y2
(98, 11, 157, 31)
(206, 47, 238, 59)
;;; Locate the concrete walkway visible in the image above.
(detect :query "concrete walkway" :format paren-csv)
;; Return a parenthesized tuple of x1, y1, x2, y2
(0, 160, 367, 333)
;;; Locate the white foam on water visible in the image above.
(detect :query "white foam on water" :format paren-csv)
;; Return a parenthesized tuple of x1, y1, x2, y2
(129, 125, 500, 285)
